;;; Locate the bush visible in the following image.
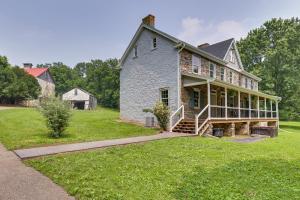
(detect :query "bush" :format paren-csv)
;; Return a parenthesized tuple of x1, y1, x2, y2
(144, 101, 170, 131)
(39, 97, 71, 138)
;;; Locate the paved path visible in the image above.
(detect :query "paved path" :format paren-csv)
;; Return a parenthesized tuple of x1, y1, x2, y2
(0, 144, 74, 200)
(229, 135, 269, 143)
(15, 132, 192, 159)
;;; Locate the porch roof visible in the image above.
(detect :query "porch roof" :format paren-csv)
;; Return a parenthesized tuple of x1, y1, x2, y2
(182, 72, 281, 101)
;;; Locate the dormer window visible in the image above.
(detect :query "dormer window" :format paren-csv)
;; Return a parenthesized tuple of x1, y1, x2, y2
(152, 37, 157, 49)
(192, 55, 201, 74)
(229, 50, 235, 63)
(133, 46, 138, 58)
(209, 63, 216, 78)
(245, 77, 248, 88)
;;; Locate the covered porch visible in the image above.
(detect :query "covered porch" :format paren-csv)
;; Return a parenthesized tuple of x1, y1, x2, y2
(169, 73, 280, 135)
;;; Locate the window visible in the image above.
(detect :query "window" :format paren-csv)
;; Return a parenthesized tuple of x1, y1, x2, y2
(245, 77, 248, 88)
(74, 88, 78, 95)
(220, 67, 225, 81)
(193, 89, 200, 108)
(250, 79, 254, 90)
(229, 50, 235, 63)
(152, 37, 157, 49)
(160, 89, 169, 106)
(133, 46, 138, 57)
(209, 63, 216, 78)
(229, 71, 233, 84)
(192, 55, 201, 74)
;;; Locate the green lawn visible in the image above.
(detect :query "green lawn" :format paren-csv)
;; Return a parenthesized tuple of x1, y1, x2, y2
(26, 121, 300, 200)
(0, 107, 157, 150)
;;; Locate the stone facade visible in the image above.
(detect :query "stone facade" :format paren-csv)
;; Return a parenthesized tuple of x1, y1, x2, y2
(179, 49, 258, 91)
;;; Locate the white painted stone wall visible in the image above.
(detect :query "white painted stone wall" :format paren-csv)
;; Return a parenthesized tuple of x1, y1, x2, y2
(120, 28, 179, 124)
(37, 71, 55, 97)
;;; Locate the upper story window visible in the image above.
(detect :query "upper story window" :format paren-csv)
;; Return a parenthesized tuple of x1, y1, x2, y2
(250, 79, 254, 90)
(160, 88, 169, 106)
(229, 71, 233, 84)
(133, 45, 138, 58)
(152, 37, 157, 49)
(245, 77, 248, 88)
(220, 67, 225, 81)
(74, 88, 78, 95)
(192, 55, 201, 74)
(209, 63, 216, 78)
(229, 50, 235, 63)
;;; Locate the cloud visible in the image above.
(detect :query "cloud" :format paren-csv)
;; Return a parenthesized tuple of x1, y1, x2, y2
(177, 17, 249, 46)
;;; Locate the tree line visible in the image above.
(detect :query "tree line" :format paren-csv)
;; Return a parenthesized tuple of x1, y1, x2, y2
(0, 56, 40, 104)
(237, 17, 300, 120)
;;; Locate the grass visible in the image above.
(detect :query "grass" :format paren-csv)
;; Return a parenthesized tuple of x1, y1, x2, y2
(26, 121, 300, 200)
(0, 107, 157, 150)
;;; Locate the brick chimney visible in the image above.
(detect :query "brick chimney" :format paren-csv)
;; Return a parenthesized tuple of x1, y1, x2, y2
(23, 63, 33, 69)
(142, 14, 155, 27)
(197, 43, 210, 49)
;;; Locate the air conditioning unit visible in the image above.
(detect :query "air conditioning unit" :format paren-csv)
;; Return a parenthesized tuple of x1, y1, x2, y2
(145, 116, 155, 127)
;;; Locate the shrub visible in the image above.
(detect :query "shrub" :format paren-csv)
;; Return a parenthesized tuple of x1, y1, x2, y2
(143, 101, 170, 131)
(39, 97, 71, 138)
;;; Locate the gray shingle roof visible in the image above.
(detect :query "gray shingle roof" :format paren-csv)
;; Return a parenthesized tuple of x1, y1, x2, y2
(200, 38, 234, 59)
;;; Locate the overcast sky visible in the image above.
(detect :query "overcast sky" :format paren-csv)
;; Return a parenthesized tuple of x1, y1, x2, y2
(1, 0, 300, 67)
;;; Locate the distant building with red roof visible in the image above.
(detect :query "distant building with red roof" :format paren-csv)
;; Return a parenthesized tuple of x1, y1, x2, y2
(23, 63, 55, 97)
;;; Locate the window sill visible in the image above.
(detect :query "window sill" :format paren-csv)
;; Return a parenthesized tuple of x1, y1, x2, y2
(151, 47, 157, 51)
(132, 56, 138, 59)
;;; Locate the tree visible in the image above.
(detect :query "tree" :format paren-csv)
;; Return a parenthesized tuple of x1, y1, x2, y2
(0, 56, 40, 104)
(237, 18, 300, 120)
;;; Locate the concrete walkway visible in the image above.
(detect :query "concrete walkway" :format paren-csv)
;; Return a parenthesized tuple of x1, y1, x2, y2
(0, 144, 74, 200)
(15, 132, 192, 159)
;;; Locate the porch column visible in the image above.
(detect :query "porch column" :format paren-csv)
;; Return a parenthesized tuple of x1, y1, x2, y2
(257, 96, 260, 118)
(264, 98, 267, 118)
(238, 90, 240, 119)
(207, 81, 211, 119)
(276, 100, 279, 119)
(225, 87, 228, 119)
(270, 100, 273, 118)
(248, 93, 251, 119)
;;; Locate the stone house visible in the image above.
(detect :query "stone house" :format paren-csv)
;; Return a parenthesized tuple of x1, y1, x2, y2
(62, 88, 97, 110)
(119, 15, 280, 136)
(24, 63, 55, 98)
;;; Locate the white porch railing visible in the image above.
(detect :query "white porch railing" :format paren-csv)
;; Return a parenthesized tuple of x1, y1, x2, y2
(169, 105, 184, 132)
(195, 104, 209, 135)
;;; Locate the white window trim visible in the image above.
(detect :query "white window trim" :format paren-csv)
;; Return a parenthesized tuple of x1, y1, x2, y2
(159, 88, 169, 106)
(245, 77, 248, 88)
(230, 50, 235, 63)
(193, 88, 200, 109)
(192, 55, 201, 74)
(229, 71, 233, 84)
(209, 62, 216, 78)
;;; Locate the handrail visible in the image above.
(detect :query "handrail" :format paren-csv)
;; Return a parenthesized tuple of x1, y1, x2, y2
(169, 105, 184, 131)
(195, 104, 209, 135)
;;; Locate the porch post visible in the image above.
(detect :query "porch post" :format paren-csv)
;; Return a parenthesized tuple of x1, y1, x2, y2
(248, 93, 251, 119)
(276, 100, 279, 119)
(264, 98, 267, 118)
(207, 81, 211, 119)
(238, 90, 240, 119)
(257, 96, 260, 118)
(270, 100, 273, 118)
(225, 87, 228, 119)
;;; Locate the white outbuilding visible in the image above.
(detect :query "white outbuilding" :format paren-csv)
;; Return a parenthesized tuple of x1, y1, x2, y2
(62, 88, 97, 110)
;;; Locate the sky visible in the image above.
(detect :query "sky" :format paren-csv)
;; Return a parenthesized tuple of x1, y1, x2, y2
(0, 0, 300, 67)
